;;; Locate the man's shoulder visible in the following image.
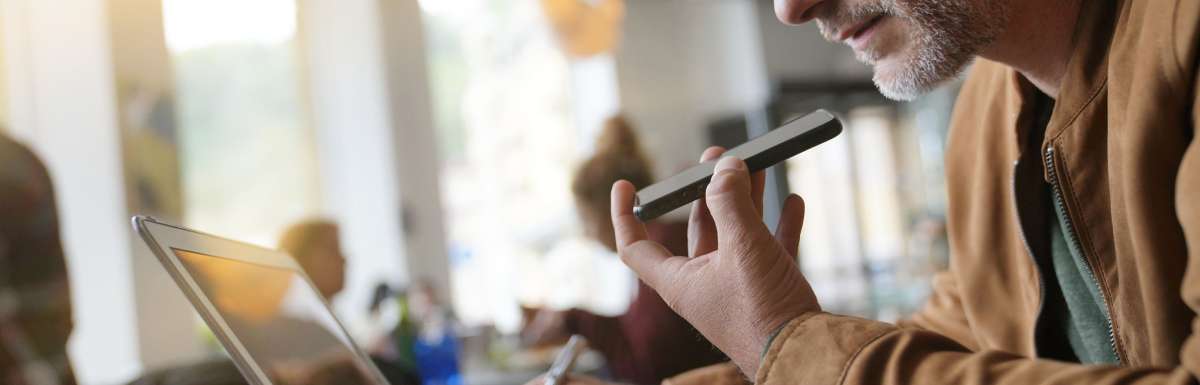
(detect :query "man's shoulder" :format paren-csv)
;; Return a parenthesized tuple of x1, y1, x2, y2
(1129, 0, 1199, 58)
(957, 60, 1014, 105)
(945, 60, 1021, 145)
(1114, 0, 1199, 87)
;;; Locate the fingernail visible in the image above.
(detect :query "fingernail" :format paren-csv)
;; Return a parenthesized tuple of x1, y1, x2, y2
(715, 156, 745, 172)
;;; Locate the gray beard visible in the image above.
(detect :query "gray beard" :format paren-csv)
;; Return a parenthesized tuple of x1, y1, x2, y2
(864, 0, 1009, 101)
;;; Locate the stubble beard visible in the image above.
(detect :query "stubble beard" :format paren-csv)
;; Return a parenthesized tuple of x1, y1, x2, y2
(823, 0, 1010, 101)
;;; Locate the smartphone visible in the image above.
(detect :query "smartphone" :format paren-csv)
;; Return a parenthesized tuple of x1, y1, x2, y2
(544, 335, 586, 385)
(634, 109, 842, 221)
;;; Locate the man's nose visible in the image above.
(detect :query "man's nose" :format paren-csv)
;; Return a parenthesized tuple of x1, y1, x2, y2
(775, 0, 825, 24)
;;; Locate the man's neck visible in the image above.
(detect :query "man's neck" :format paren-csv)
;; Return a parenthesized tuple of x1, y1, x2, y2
(978, 0, 1083, 99)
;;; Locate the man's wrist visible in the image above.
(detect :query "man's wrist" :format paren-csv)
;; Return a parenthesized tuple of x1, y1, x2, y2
(743, 311, 820, 376)
(761, 322, 788, 358)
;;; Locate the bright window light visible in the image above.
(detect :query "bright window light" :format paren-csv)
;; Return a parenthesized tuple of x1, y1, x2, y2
(418, 0, 484, 20)
(163, 0, 297, 53)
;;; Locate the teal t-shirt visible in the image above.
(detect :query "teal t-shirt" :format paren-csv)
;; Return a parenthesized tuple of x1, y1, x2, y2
(1047, 206, 1119, 364)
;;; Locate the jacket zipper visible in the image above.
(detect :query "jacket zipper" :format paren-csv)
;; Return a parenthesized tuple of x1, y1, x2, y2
(1044, 146, 1122, 364)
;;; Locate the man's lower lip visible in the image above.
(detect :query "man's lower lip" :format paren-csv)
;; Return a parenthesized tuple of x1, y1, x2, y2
(849, 16, 884, 50)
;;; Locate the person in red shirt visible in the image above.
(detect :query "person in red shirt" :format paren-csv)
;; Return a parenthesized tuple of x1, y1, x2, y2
(522, 115, 728, 385)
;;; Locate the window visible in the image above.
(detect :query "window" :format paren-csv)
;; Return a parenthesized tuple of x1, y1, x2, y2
(421, 0, 630, 332)
(786, 103, 953, 320)
(164, 0, 320, 248)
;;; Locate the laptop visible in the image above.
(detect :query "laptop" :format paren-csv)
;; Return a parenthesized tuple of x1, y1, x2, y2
(132, 216, 391, 385)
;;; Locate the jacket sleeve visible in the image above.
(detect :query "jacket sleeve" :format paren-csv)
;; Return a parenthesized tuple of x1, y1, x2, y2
(896, 271, 979, 351)
(663, 363, 749, 385)
(755, 311, 1200, 385)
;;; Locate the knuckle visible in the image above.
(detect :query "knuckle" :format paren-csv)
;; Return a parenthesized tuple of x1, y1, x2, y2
(706, 173, 746, 202)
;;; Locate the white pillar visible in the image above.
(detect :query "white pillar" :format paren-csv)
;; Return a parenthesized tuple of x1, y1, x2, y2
(297, 0, 408, 338)
(107, 0, 204, 373)
(0, 0, 202, 382)
(298, 0, 450, 326)
(0, 2, 138, 382)
(377, 0, 451, 300)
(615, 0, 771, 179)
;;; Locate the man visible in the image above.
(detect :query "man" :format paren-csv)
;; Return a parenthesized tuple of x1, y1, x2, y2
(0, 134, 76, 385)
(607, 0, 1200, 384)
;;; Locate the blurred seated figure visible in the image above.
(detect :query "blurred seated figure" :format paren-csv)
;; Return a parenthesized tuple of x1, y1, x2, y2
(279, 220, 422, 385)
(522, 116, 728, 385)
(278, 220, 345, 300)
(0, 133, 78, 385)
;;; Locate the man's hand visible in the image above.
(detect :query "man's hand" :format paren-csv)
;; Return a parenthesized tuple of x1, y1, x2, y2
(611, 147, 820, 376)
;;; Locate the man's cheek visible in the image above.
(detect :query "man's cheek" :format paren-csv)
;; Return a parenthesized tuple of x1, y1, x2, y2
(873, 17, 912, 59)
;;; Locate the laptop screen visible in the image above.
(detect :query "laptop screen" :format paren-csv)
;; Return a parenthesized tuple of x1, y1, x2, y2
(173, 248, 382, 385)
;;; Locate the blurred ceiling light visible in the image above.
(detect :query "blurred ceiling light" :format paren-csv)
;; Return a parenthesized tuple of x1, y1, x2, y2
(417, 0, 486, 21)
(541, 0, 624, 58)
(163, 0, 297, 53)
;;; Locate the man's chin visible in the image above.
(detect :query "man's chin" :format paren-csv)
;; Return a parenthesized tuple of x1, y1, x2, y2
(872, 62, 926, 101)
(868, 51, 962, 101)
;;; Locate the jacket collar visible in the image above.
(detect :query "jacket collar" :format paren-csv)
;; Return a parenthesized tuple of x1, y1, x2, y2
(994, 0, 1122, 159)
(1043, 0, 1120, 144)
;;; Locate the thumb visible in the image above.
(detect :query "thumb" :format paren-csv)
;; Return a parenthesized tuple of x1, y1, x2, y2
(611, 180, 681, 290)
(705, 157, 770, 249)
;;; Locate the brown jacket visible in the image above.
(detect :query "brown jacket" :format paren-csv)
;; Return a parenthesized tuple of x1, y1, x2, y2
(746, 0, 1200, 384)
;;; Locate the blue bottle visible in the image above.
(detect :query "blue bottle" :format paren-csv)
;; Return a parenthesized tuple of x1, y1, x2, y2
(412, 312, 462, 385)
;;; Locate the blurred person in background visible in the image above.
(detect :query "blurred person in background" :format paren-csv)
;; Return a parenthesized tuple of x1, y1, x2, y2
(278, 220, 422, 385)
(521, 116, 728, 385)
(0, 133, 77, 385)
(278, 220, 346, 300)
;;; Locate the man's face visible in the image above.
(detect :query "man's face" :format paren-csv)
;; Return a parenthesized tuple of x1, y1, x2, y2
(778, 0, 1009, 100)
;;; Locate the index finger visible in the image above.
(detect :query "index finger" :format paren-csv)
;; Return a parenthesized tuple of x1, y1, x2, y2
(751, 169, 766, 215)
(611, 180, 650, 248)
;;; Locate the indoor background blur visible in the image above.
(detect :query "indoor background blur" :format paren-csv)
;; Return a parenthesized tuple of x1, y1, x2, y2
(0, 0, 958, 384)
